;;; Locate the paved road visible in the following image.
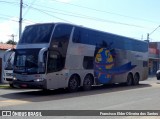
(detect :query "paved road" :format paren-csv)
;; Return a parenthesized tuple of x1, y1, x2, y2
(0, 77, 160, 119)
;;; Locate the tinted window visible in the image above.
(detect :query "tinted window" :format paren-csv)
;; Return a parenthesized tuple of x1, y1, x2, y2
(73, 27, 148, 52)
(52, 24, 72, 43)
(83, 56, 94, 69)
(5, 52, 15, 70)
(73, 27, 108, 47)
(14, 49, 40, 74)
(47, 51, 65, 73)
(50, 24, 72, 57)
(19, 24, 54, 44)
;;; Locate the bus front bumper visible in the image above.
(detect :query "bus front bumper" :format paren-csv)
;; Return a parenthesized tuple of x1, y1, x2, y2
(12, 80, 46, 89)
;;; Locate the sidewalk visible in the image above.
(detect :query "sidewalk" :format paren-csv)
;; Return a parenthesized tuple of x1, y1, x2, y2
(148, 75, 156, 78)
(0, 82, 9, 87)
(0, 83, 9, 86)
(148, 75, 156, 79)
(0, 83, 10, 89)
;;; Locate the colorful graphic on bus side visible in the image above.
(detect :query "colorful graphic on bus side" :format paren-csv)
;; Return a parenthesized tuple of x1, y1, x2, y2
(94, 48, 136, 84)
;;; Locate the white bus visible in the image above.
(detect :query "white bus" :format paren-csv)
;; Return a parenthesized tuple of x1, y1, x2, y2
(3, 51, 14, 87)
(5, 23, 148, 91)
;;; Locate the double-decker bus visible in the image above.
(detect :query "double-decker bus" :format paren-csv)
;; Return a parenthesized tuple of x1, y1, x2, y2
(5, 23, 148, 91)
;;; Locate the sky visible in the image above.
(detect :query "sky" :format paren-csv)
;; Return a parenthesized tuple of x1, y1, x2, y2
(0, 0, 160, 43)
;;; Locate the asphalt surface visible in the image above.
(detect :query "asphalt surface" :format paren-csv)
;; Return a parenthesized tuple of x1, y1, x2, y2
(0, 76, 160, 119)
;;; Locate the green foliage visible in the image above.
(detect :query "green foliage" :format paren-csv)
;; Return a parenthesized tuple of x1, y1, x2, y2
(6, 40, 17, 45)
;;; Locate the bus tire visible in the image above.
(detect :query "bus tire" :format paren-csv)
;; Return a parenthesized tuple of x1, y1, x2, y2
(68, 75, 79, 92)
(83, 74, 93, 91)
(126, 73, 133, 86)
(133, 73, 140, 85)
(9, 82, 15, 88)
(9, 83, 14, 88)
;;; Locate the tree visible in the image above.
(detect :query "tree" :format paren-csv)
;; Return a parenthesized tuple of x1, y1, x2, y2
(6, 40, 17, 45)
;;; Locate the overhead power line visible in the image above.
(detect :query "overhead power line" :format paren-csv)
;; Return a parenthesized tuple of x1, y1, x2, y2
(0, 16, 18, 22)
(23, 0, 37, 17)
(0, 14, 16, 18)
(0, 14, 36, 24)
(28, 6, 146, 28)
(50, 0, 159, 24)
(27, 6, 73, 23)
(147, 25, 160, 40)
(0, 0, 19, 5)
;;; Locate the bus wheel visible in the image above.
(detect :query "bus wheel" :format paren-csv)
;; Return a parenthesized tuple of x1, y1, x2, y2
(9, 82, 15, 88)
(126, 73, 133, 86)
(83, 74, 93, 91)
(133, 73, 139, 85)
(68, 75, 79, 92)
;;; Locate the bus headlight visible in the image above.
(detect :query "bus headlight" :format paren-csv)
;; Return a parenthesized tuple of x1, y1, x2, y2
(13, 77, 17, 80)
(34, 78, 44, 82)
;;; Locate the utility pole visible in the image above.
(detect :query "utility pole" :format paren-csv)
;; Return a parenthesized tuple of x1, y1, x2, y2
(19, 0, 23, 40)
(8, 34, 17, 48)
(11, 34, 15, 42)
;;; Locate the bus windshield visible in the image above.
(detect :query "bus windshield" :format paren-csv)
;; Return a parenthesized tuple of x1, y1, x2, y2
(14, 49, 43, 74)
(19, 24, 54, 44)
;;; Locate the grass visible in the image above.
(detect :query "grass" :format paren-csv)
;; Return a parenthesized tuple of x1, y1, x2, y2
(0, 84, 10, 89)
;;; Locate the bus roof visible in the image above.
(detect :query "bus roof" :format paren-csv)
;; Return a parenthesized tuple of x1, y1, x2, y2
(26, 22, 148, 44)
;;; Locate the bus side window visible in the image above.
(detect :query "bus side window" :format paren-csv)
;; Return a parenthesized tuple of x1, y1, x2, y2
(83, 56, 94, 69)
(47, 51, 64, 73)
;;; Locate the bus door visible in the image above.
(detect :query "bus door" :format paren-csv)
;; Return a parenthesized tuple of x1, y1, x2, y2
(46, 50, 66, 89)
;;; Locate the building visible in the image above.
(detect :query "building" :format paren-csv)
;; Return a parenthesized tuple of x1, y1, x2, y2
(0, 43, 16, 83)
(149, 42, 160, 75)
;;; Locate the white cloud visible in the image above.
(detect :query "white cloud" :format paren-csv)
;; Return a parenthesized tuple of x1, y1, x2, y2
(0, 18, 19, 43)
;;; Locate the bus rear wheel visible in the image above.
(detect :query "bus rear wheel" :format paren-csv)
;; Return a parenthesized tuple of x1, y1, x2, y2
(83, 74, 93, 91)
(68, 75, 79, 92)
(126, 73, 133, 86)
(133, 73, 139, 85)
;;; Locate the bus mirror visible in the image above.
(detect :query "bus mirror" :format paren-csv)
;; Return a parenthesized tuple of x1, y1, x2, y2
(38, 47, 48, 63)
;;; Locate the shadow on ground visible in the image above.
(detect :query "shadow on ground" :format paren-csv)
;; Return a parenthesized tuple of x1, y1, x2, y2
(1, 83, 151, 102)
